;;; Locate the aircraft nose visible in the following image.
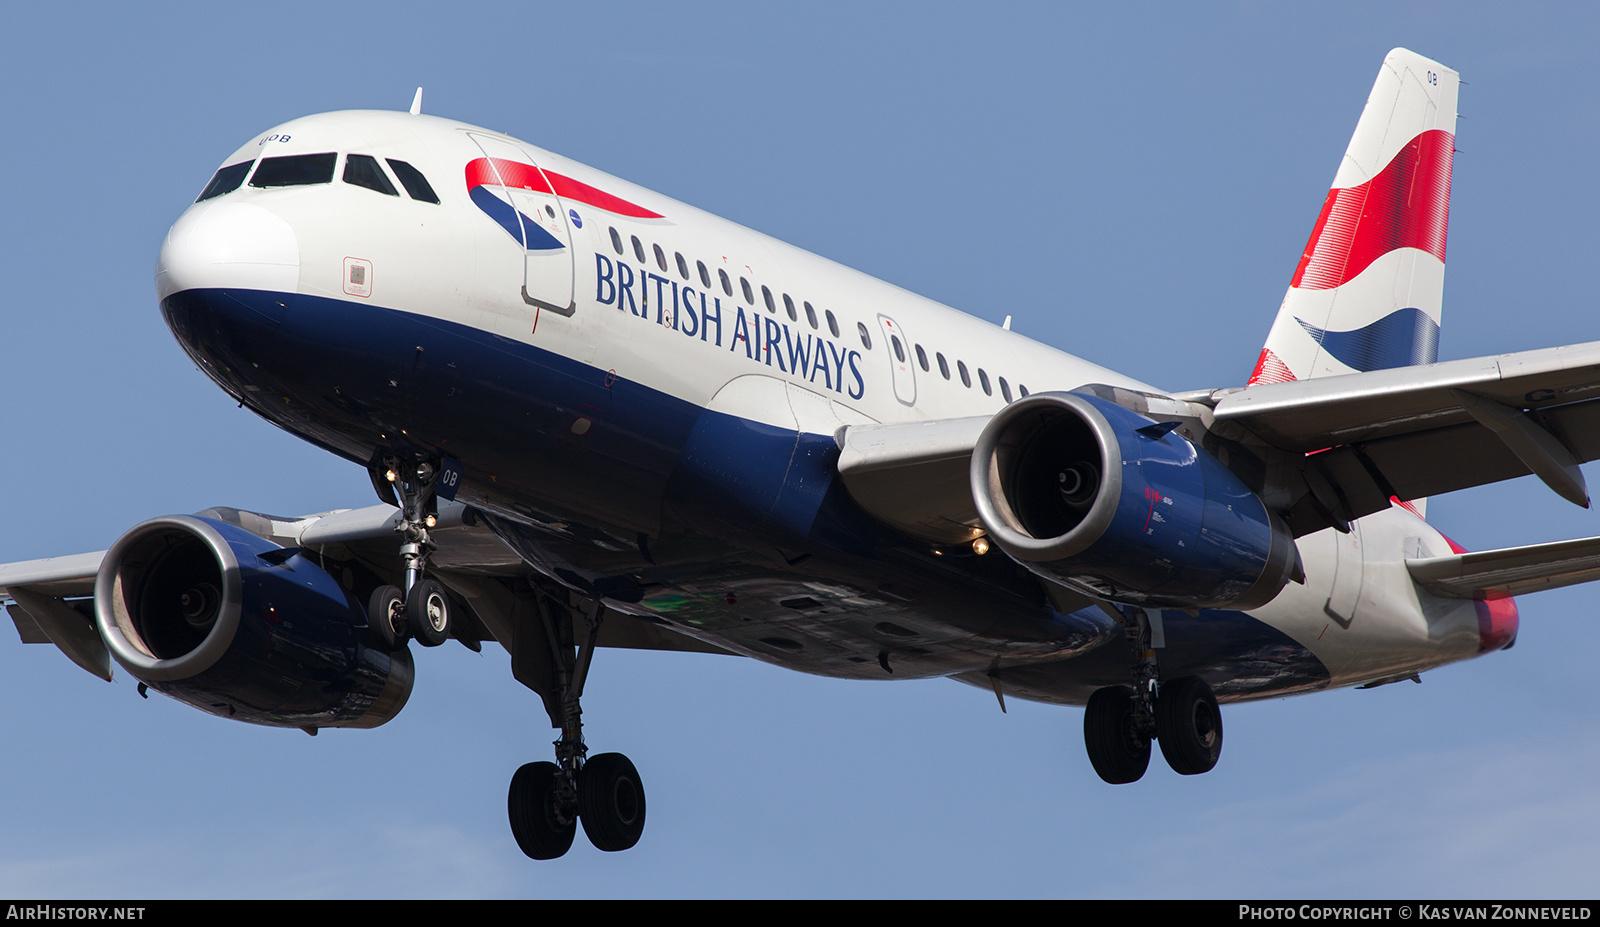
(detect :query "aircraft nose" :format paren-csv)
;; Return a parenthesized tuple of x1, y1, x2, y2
(156, 201, 299, 302)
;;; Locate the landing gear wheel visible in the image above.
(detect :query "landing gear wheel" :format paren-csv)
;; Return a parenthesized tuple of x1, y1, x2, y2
(367, 584, 407, 650)
(1084, 686, 1151, 784)
(1156, 675, 1223, 775)
(407, 578, 451, 647)
(579, 752, 646, 852)
(508, 761, 576, 859)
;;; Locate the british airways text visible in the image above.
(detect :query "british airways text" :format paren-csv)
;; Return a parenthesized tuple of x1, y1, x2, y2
(594, 254, 866, 400)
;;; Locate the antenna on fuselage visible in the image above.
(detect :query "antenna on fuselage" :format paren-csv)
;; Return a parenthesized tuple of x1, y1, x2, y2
(409, 87, 423, 115)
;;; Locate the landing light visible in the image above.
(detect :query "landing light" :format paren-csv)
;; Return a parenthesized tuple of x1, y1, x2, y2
(972, 537, 990, 555)
(385, 469, 397, 483)
(425, 515, 437, 528)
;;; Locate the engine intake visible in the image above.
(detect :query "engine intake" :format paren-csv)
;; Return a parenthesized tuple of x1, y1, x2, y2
(971, 391, 1299, 610)
(95, 515, 412, 729)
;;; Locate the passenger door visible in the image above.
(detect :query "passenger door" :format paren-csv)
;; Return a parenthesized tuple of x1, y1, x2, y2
(876, 314, 917, 406)
(468, 134, 575, 315)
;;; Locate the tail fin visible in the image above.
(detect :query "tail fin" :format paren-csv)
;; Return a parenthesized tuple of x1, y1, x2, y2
(1249, 48, 1459, 387)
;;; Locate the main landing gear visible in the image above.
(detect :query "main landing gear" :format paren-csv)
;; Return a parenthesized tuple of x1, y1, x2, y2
(507, 588, 645, 859)
(1083, 606, 1222, 783)
(367, 457, 454, 651)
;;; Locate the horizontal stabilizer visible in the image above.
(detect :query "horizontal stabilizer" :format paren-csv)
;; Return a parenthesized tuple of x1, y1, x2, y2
(1407, 534, 1600, 600)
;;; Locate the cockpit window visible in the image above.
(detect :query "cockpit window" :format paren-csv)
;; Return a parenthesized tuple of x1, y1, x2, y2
(196, 161, 252, 202)
(250, 153, 337, 188)
(343, 154, 398, 196)
(386, 159, 440, 204)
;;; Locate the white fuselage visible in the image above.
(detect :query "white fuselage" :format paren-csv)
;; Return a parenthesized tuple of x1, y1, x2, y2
(155, 110, 1510, 703)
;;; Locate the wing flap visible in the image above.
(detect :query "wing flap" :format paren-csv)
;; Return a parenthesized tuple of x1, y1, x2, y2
(6, 588, 111, 680)
(1407, 534, 1600, 600)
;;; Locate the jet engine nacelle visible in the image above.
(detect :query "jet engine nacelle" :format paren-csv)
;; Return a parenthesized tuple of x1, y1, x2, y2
(971, 391, 1300, 610)
(94, 515, 413, 729)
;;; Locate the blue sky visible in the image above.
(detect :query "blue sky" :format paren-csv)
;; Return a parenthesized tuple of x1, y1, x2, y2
(1, 1, 1597, 898)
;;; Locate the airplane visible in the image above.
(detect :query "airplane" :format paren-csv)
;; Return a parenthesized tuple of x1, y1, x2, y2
(5, 47, 1600, 861)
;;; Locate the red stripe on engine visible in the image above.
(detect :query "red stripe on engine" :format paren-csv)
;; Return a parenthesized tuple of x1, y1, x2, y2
(1289, 129, 1454, 291)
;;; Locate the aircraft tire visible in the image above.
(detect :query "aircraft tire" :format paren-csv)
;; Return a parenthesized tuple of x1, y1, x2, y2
(367, 584, 408, 650)
(508, 761, 576, 860)
(1156, 675, 1223, 775)
(578, 752, 646, 852)
(406, 578, 451, 647)
(1084, 686, 1150, 784)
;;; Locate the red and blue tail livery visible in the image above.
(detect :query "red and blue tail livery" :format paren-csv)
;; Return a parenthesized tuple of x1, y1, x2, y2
(1252, 50, 1457, 385)
(1290, 128, 1453, 292)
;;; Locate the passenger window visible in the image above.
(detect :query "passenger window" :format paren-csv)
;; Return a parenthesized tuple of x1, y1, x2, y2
(676, 252, 690, 280)
(803, 301, 819, 330)
(762, 285, 776, 314)
(1019, 384, 1030, 397)
(196, 161, 252, 202)
(719, 268, 733, 297)
(631, 236, 646, 264)
(386, 159, 440, 203)
(343, 154, 398, 196)
(915, 345, 929, 372)
(698, 261, 711, 289)
(1000, 377, 1012, 402)
(610, 228, 624, 255)
(958, 361, 971, 388)
(783, 294, 798, 321)
(937, 353, 950, 379)
(249, 153, 337, 187)
(890, 336, 906, 362)
(979, 368, 992, 396)
(825, 310, 840, 338)
(653, 243, 668, 272)
(858, 323, 872, 350)
(740, 277, 754, 304)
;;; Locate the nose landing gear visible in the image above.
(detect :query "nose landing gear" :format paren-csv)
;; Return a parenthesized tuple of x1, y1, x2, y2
(1083, 606, 1223, 783)
(366, 457, 455, 649)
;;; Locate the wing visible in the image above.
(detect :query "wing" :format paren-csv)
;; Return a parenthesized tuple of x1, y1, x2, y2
(2, 500, 730, 683)
(1205, 338, 1600, 534)
(839, 339, 1600, 543)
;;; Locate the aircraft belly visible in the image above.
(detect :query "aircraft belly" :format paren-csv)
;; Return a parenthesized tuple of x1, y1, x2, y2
(955, 607, 1333, 707)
